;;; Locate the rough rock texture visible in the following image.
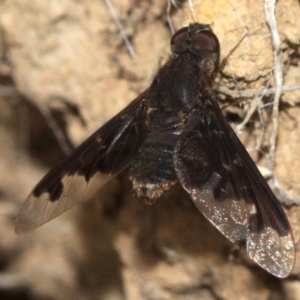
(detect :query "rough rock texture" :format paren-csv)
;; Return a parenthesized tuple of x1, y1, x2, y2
(0, 0, 300, 299)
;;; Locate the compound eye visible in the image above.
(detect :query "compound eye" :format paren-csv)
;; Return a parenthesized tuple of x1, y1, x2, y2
(170, 27, 189, 46)
(192, 30, 219, 53)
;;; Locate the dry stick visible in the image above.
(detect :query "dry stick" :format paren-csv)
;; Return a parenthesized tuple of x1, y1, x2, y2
(104, 0, 136, 59)
(167, 0, 192, 34)
(216, 84, 300, 99)
(167, 0, 195, 34)
(1, 85, 74, 156)
(262, 1, 300, 205)
(36, 104, 72, 155)
(264, 0, 282, 172)
(235, 85, 270, 136)
(167, 0, 175, 35)
(187, 0, 196, 22)
(256, 87, 269, 154)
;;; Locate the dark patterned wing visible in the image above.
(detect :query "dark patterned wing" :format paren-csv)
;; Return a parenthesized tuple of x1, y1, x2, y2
(174, 99, 295, 278)
(15, 91, 148, 234)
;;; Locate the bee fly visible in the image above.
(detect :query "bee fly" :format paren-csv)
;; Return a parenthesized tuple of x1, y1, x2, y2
(15, 23, 295, 278)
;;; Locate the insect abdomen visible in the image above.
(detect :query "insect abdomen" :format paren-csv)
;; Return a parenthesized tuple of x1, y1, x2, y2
(129, 132, 178, 201)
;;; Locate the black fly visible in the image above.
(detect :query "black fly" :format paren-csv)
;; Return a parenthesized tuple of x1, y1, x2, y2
(15, 23, 295, 278)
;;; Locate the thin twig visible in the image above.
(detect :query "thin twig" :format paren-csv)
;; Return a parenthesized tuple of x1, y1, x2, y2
(264, 0, 283, 172)
(256, 89, 268, 152)
(104, 0, 136, 59)
(37, 104, 72, 155)
(0, 85, 72, 156)
(167, 0, 175, 35)
(187, 0, 196, 22)
(215, 84, 300, 99)
(235, 85, 269, 135)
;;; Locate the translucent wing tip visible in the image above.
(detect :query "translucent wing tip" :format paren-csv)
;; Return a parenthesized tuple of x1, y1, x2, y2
(15, 175, 89, 234)
(247, 228, 295, 278)
(15, 171, 114, 234)
(15, 193, 52, 234)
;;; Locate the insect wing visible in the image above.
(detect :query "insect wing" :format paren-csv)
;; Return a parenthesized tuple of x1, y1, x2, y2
(15, 92, 148, 234)
(174, 100, 295, 278)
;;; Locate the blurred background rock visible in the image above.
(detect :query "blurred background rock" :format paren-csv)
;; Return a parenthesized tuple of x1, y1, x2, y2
(0, 0, 300, 299)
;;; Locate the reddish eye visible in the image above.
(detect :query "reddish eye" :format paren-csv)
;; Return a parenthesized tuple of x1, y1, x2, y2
(170, 27, 189, 45)
(171, 26, 219, 55)
(192, 30, 219, 53)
